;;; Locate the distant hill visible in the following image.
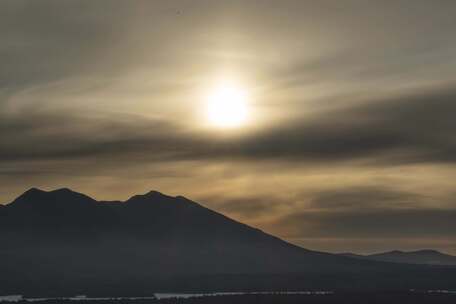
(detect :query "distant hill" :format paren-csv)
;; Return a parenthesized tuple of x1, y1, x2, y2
(1, 188, 456, 296)
(339, 250, 456, 266)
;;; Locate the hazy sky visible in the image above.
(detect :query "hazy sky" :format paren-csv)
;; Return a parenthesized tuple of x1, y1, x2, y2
(2, 0, 456, 254)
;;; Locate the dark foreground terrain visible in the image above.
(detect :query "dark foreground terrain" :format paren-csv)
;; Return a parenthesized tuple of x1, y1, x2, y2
(2, 188, 456, 294)
(7, 292, 456, 304)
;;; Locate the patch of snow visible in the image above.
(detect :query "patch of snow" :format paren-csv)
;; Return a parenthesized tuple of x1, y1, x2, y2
(0, 291, 333, 302)
(0, 295, 23, 303)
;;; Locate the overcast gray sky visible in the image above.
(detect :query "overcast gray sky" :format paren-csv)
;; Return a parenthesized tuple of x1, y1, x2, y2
(1, 0, 456, 254)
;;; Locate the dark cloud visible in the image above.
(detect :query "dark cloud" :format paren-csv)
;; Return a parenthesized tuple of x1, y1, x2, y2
(308, 186, 424, 210)
(268, 186, 456, 239)
(276, 208, 456, 239)
(0, 1, 136, 89)
(237, 87, 456, 164)
(204, 195, 286, 218)
(3, 86, 456, 168)
(1, 1, 456, 169)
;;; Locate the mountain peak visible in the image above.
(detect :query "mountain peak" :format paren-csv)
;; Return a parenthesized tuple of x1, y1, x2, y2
(12, 187, 48, 203)
(51, 187, 75, 194)
(145, 190, 167, 197)
(23, 187, 46, 195)
(18, 187, 80, 198)
(9, 187, 96, 209)
(125, 190, 177, 205)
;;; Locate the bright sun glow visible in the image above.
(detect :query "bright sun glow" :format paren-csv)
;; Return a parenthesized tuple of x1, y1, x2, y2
(206, 83, 249, 128)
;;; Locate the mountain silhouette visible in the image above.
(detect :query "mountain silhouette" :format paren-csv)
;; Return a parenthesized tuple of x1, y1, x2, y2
(1, 188, 456, 296)
(339, 250, 456, 265)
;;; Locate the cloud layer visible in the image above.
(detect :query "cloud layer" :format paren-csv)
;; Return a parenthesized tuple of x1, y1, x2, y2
(1, 0, 456, 254)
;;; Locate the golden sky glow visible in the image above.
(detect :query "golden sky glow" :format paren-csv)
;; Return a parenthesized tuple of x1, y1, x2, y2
(1, 1, 456, 254)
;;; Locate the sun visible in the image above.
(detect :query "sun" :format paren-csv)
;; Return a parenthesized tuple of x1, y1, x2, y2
(206, 83, 249, 128)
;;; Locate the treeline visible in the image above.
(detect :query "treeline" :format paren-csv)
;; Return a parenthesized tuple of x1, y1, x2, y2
(12, 292, 456, 304)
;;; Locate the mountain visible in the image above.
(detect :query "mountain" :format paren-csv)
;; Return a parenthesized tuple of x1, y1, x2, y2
(339, 250, 456, 266)
(1, 188, 456, 296)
